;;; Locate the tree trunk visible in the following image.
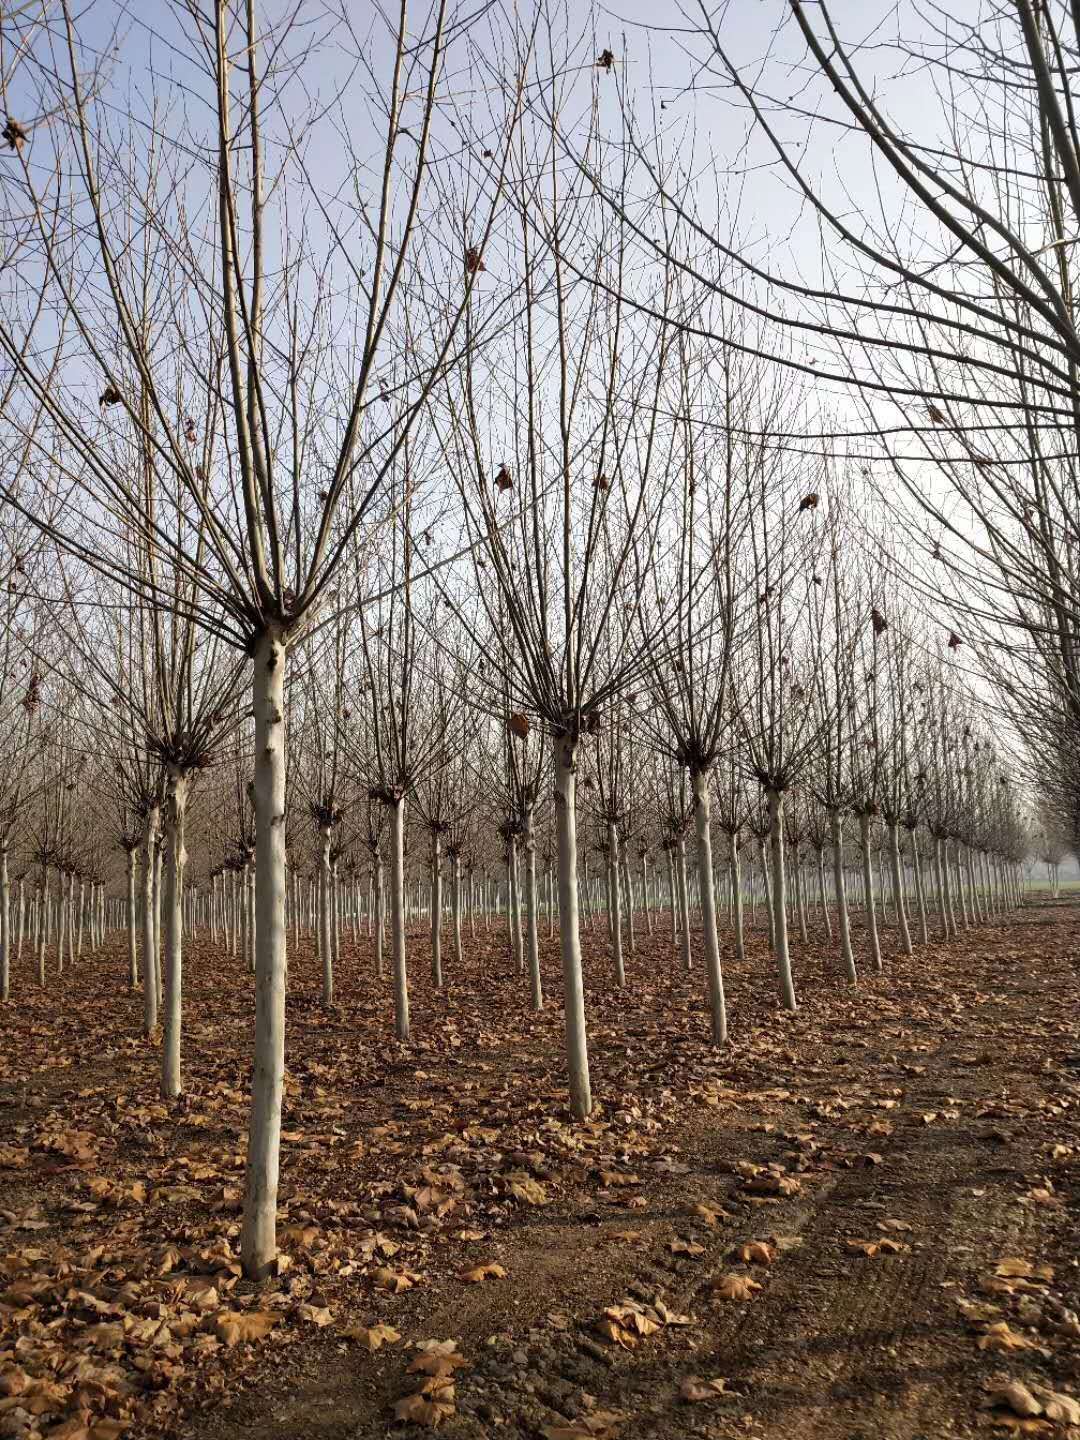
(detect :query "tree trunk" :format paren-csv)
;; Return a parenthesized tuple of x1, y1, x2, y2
(793, 841, 809, 942)
(759, 837, 775, 949)
(0, 845, 8, 1002)
(607, 821, 625, 986)
(320, 826, 333, 1004)
(665, 847, 677, 948)
(508, 835, 523, 972)
(523, 805, 542, 1011)
(766, 791, 795, 1009)
(691, 769, 727, 1045)
(56, 872, 67, 976)
(153, 844, 164, 998)
(942, 838, 958, 936)
(554, 735, 591, 1120)
(375, 855, 385, 978)
(389, 796, 409, 1040)
(675, 834, 692, 970)
(161, 769, 189, 1100)
(142, 807, 160, 1033)
(452, 853, 463, 969)
(888, 819, 913, 955)
(829, 811, 857, 984)
(241, 631, 289, 1281)
(430, 829, 443, 987)
(621, 852, 636, 956)
(858, 812, 882, 973)
(730, 831, 745, 961)
(816, 846, 832, 940)
(906, 832, 926, 943)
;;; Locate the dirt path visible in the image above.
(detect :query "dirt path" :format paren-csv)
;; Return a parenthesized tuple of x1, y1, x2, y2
(182, 901, 1080, 1440)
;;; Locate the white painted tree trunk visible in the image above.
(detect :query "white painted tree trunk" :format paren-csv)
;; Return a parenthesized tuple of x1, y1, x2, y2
(942, 839, 958, 936)
(691, 769, 727, 1045)
(374, 856, 385, 978)
(730, 831, 745, 961)
(966, 847, 983, 924)
(126, 854, 138, 988)
(766, 791, 796, 1010)
(320, 826, 333, 1004)
(0, 846, 8, 1002)
(153, 845, 163, 999)
(933, 836, 949, 937)
(887, 820, 913, 955)
(858, 812, 882, 973)
(389, 797, 409, 1040)
(241, 631, 288, 1280)
(523, 805, 542, 1011)
(554, 735, 591, 1120)
(621, 853, 635, 956)
(910, 831, 929, 943)
(675, 834, 692, 971)
(143, 808, 160, 1033)
(829, 811, 857, 984)
(452, 854, 463, 968)
(793, 842, 809, 942)
(57, 872, 67, 976)
(759, 837, 775, 950)
(817, 846, 832, 940)
(607, 821, 625, 986)
(666, 847, 677, 948)
(430, 829, 443, 987)
(954, 843, 971, 928)
(76, 880, 85, 960)
(161, 770, 188, 1100)
(508, 835, 523, 973)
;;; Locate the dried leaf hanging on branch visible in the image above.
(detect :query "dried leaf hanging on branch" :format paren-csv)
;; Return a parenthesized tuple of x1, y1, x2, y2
(597, 48, 615, 70)
(3, 118, 28, 151)
(948, 631, 962, 650)
(798, 492, 819, 512)
(494, 464, 512, 493)
(871, 607, 888, 636)
(465, 246, 486, 276)
(99, 386, 122, 407)
(507, 712, 530, 740)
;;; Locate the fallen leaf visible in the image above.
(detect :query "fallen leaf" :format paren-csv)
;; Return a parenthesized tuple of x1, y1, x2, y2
(214, 1310, 278, 1346)
(343, 1322, 401, 1351)
(680, 1375, 728, 1402)
(711, 1274, 762, 1301)
(458, 1263, 506, 1284)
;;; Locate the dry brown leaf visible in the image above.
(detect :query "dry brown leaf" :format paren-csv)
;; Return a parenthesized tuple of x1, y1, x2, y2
(669, 1238, 705, 1257)
(711, 1274, 762, 1302)
(394, 1376, 455, 1428)
(995, 1258, 1053, 1282)
(680, 1375, 728, 1403)
(507, 1176, 548, 1205)
(692, 1203, 729, 1227)
(737, 1241, 774, 1265)
(541, 1411, 624, 1440)
(977, 1322, 1041, 1353)
(1031, 1385, 1080, 1424)
(373, 1266, 419, 1294)
(458, 1263, 507, 1284)
(214, 1309, 278, 1346)
(988, 1382, 1042, 1418)
(343, 1322, 401, 1351)
(408, 1341, 469, 1377)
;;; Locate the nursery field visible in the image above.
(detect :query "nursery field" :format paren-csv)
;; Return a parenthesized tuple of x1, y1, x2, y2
(0, 904, 1077, 1440)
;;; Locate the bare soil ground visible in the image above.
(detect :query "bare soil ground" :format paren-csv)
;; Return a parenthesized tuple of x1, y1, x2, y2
(0, 899, 1078, 1440)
